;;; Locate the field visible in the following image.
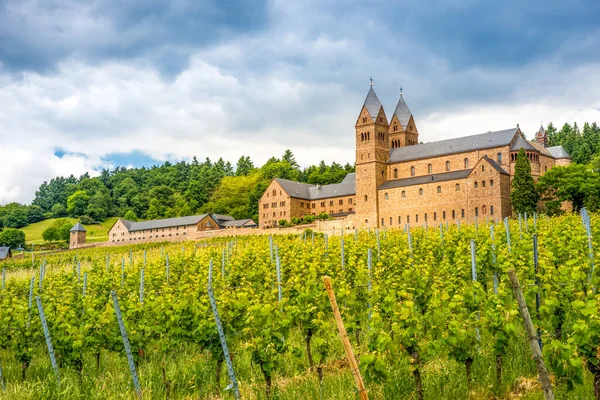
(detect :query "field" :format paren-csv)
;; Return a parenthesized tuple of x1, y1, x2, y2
(20, 217, 120, 245)
(0, 212, 598, 399)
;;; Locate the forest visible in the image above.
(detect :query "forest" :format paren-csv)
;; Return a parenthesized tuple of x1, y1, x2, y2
(0, 150, 353, 230)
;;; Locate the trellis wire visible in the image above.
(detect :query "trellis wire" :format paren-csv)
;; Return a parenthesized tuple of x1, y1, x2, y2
(276, 253, 282, 304)
(166, 254, 170, 284)
(0, 360, 5, 391)
(470, 239, 480, 342)
(77, 261, 81, 284)
(518, 214, 523, 239)
(111, 291, 142, 398)
(504, 217, 512, 253)
(83, 272, 88, 297)
(1, 268, 5, 291)
(490, 225, 498, 294)
(106, 254, 109, 272)
(207, 261, 241, 400)
(139, 267, 145, 304)
(533, 234, 542, 349)
(341, 238, 345, 270)
(376, 230, 381, 261)
(36, 296, 60, 383)
(524, 212, 529, 232)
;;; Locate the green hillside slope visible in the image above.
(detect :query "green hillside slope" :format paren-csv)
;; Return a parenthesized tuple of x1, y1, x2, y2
(21, 217, 119, 245)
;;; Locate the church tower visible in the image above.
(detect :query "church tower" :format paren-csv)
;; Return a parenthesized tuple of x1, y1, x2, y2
(388, 89, 419, 148)
(536, 124, 548, 147)
(355, 80, 389, 228)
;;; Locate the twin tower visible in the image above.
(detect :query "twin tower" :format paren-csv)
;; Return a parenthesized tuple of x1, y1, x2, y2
(353, 84, 420, 227)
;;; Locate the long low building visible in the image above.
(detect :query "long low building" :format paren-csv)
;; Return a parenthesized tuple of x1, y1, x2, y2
(69, 214, 257, 248)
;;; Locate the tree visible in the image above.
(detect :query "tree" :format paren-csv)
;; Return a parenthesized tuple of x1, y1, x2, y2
(282, 150, 299, 168)
(537, 163, 600, 213)
(510, 149, 539, 215)
(51, 203, 68, 218)
(0, 228, 26, 248)
(27, 205, 45, 224)
(67, 191, 90, 217)
(42, 219, 72, 242)
(236, 156, 255, 176)
(124, 210, 138, 221)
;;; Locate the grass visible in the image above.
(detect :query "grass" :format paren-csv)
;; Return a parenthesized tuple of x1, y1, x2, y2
(0, 331, 595, 399)
(20, 217, 120, 245)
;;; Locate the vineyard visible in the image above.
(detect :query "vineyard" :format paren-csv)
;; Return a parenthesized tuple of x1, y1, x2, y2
(0, 212, 598, 399)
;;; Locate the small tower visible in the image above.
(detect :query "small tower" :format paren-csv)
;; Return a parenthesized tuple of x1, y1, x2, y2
(69, 222, 86, 249)
(389, 88, 418, 148)
(536, 124, 547, 147)
(355, 79, 389, 228)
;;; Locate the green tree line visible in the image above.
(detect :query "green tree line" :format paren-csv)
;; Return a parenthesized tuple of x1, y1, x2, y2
(0, 151, 354, 232)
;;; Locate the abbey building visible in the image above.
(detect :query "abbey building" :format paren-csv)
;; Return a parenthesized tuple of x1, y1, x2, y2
(259, 84, 571, 229)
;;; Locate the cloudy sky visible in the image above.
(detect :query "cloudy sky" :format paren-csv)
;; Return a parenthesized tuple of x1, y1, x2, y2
(1, 0, 600, 204)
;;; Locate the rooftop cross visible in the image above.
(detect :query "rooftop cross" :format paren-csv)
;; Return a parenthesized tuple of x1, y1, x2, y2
(369, 77, 373, 86)
(400, 86, 403, 95)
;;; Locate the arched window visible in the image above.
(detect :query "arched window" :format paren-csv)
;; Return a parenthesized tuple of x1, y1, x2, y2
(364, 195, 368, 202)
(446, 161, 450, 171)
(497, 153, 502, 164)
(464, 158, 469, 169)
(482, 205, 487, 214)
(481, 165, 485, 172)
(384, 193, 389, 200)
(490, 180, 494, 187)
(428, 163, 432, 174)
(394, 168, 398, 179)
(474, 182, 479, 189)
(419, 188, 423, 196)
(272, 189, 277, 196)
(393, 125, 397, 132)
(490, 205, 494, 215)
(411, 166, 416, 176)
(437, 185, 442, 193)
(482, 181, 486, 188)
(455, 183, 460, 191)
(475, 207, 479, 217)
(401, 190, 406, 198)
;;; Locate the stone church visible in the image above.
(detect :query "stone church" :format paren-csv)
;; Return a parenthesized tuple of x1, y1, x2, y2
(259, 84, 571, 229)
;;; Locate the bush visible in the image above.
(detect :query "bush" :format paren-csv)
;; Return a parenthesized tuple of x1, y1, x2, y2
(291, 217, 302, 225)
(42, 219, 73, 243)
(124, 210, 138, 222)
(278, 219, 289, 227)
(79, 215, 96, 225)
(317, 212, 330, 220)
(0, 228, 26, 248)
(302, 215, 316, 224)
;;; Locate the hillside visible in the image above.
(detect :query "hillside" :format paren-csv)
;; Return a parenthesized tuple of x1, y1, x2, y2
(21, 217, 119, 245)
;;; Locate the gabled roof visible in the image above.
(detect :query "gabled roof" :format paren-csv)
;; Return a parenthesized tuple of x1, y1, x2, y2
(220, 219, 257, 227)
(379, 170, 471, 190)
(547, 145, 571, 159)
(529, 140, 553, 157)
(0, 247, 11, 260)
(510, 134, 538, 152)
(363, 87, 383, 119)
(70, 222, 86, 232)
(479, 156, 510, 175)
(275, 173, 356, 200)
(389, 128, 519, 163)
(393, 94, 412, 128)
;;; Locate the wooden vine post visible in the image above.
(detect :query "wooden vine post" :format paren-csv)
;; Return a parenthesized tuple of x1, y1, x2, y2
(323, 276, 368, 400)
(507, 269, 555, 400)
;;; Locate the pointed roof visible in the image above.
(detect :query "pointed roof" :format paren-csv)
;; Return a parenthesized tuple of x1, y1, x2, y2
(538, 124, 545, 135)
(363, 87, 383, 119)
(393, 93, 412, 128)
(70, 222, 86, 232)
(511, 134, 538, 152)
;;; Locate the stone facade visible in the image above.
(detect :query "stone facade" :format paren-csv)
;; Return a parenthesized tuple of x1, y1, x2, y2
(258, 85, 572, 230)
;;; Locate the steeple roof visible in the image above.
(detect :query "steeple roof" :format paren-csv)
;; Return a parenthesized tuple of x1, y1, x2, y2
(363, 87, 383, 119)
(393, 93, 412, 128)
(70, 222, 86, 232)
(538, 124, 545, 135)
